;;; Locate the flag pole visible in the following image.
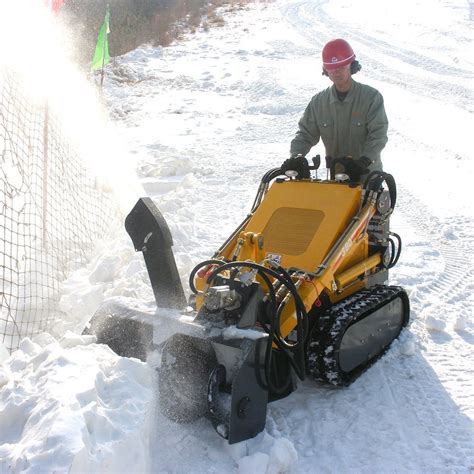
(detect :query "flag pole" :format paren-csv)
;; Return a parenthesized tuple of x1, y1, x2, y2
(91, 5, 110, 87)
(100, 4, 109, 89)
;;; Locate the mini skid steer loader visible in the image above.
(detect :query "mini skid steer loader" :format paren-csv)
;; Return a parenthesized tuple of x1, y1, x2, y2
(85, 157, 410, 444)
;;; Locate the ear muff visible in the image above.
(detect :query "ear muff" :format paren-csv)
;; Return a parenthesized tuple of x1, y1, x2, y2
(322, 61, 361, 76)
(350, 60, 361, 74)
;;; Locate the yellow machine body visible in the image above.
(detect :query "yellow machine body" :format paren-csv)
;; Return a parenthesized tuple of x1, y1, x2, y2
(106, 167, 409, 445)
(195, 179, 383, 340)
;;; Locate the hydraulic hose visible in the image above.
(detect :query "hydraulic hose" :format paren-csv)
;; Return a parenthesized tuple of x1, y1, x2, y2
(206, 260, 308, 343)
(189, 259, 226, 294)
(251, 168, 286, 212)
(388, 232, 402, 268)
(362, 171, 397, 212)
(205, 260, 308, 388)
(274, 264, 309, 343)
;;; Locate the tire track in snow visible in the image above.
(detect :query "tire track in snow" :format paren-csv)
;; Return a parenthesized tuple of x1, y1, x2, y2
(282, 0, 474, 80)
(281, 1, 474, 113)
(388, 128, 470, 164)
(267, 371, 424, 471)
(396, 184, 474, 317)
(377, 354, 474, 470)
(302, 1, 472, 79)
(393, 186, 474, 462)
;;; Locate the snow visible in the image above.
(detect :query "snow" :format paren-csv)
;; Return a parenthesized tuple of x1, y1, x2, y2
(424, 314, 448, 332)
(237, 436, 298, 474)
(1, 0, 474, 472)
(0, 333, 154, 473)
(222, 326, 266, 340)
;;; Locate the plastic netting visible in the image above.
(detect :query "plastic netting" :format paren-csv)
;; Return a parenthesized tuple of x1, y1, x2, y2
(0, 67, 120, 352)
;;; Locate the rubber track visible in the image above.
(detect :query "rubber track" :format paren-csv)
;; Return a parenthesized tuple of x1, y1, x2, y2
(307, 285, 407, 386)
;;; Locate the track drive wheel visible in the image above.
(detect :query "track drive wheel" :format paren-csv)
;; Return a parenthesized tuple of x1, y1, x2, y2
(159, 333, 217, 422)
(307, 285, 410, 386)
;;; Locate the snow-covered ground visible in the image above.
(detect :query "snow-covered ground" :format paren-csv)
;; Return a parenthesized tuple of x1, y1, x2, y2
(1, 0, 473, 472)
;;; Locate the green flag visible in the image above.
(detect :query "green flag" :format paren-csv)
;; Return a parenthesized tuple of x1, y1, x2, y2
(91, 8, 110, 71)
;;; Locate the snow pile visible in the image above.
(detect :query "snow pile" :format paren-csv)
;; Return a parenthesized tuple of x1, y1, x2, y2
(453, 316, 468, 332)
(0, 333, 155, 473)
(55, 234, 156, 337)
(424, 314, 447, 332)
(235, 435, 298, 474)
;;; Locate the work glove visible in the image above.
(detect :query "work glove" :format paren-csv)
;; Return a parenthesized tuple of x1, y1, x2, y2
(280, 155, 310, 179)
(344, 156, 372, 182)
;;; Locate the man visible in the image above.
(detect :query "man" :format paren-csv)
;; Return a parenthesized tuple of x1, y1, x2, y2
(282, 39, 388, 182)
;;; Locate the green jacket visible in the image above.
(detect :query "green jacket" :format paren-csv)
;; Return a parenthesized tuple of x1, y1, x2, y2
(290, 80, 388, 171)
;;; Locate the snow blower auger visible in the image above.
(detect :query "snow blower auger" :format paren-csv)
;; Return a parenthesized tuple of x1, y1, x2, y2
(84, 157, 409, 444)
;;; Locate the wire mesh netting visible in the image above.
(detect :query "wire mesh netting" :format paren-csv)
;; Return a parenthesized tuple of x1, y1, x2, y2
(0, 67, 120, 352)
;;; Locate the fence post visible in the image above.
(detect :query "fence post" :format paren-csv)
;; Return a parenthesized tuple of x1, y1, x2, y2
(43, 102, 49, 250)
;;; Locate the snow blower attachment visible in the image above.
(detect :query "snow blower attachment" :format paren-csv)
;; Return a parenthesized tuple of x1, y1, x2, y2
(86, 158, 409, 444)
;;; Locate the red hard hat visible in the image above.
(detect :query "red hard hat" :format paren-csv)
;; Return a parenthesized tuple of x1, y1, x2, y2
(322, 39, 355, 70)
